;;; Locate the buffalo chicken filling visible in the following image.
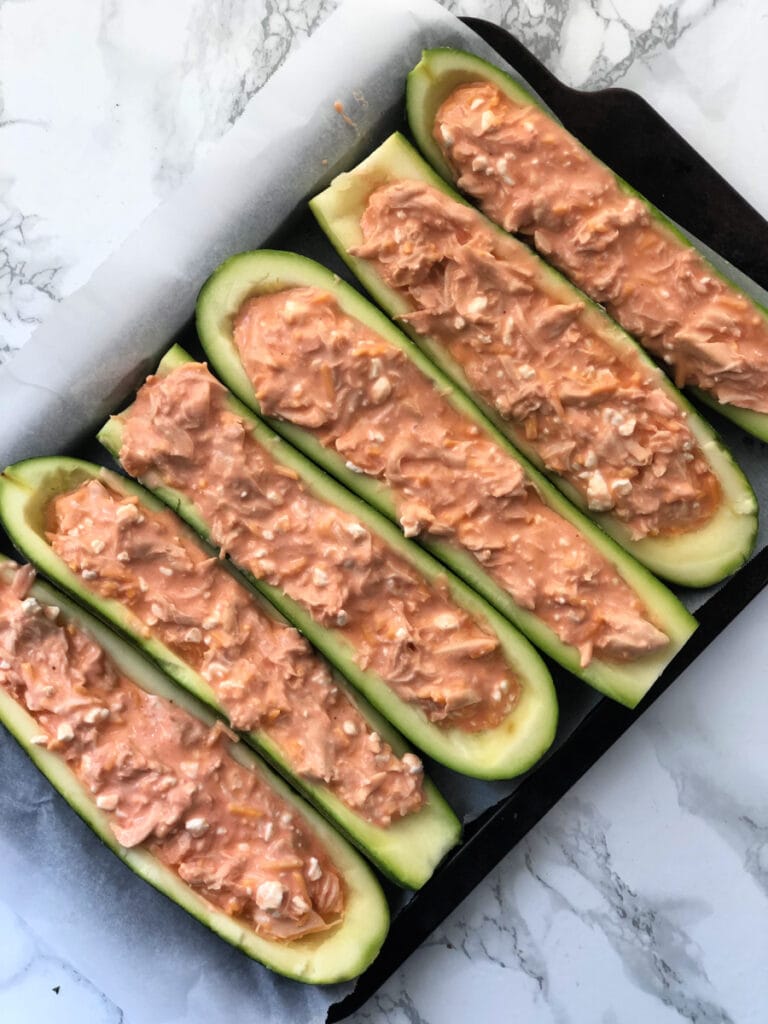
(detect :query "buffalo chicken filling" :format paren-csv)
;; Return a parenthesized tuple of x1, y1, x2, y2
(117, 362, 522, 729)
(0, 562, 344, 941)
(46, 478, 424, 827)
(232, 287, 669, 669)
(352, 181, 721, 541)
(434, 80, 768, 414)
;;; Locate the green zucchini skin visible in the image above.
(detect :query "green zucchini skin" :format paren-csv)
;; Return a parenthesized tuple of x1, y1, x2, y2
(0, 458, 461, 890)
(92, 345, 559, 776)
(308, 132, 757, 589)
(406, 46, 768, 444)
(0, 555, 389, 984)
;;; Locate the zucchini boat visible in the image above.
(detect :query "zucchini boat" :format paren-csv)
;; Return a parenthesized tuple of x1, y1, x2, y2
(194, 251, 697, 710)
(93, 345, 558, 774)
(309, 132, 757, 587)
(112, 348, 688, 712)
(0, 555, 388, 984)
(0, 457, 461, 890)
(406, 46, 768, 442)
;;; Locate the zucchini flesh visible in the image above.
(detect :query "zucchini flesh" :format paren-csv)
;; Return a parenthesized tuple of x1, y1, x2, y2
(0, 457, 461, 890)
(406, 46, 768, 443)
(308, 132, 757, 588)
(94, 345, 559, 775)
(0, 556, 389, 984)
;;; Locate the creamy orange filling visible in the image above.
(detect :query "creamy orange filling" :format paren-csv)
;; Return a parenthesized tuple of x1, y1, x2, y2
(434, 81, 768, 414)
(352, 182, 721, 541)
(232, 287, 669, 668)
(117, 361, 520, 729)
(45, 478, 423, 827)
(0, 562, 344, 942)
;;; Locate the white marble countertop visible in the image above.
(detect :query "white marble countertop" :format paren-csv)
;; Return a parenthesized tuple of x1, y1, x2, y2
(1, 1, 767, 1021)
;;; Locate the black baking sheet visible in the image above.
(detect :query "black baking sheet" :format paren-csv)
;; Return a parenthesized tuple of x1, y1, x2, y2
(0, 17, 766, 1022)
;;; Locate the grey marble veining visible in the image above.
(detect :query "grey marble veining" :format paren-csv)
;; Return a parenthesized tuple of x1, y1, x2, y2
(0, 204, 61, 359)
(1, 1, 768, 1022)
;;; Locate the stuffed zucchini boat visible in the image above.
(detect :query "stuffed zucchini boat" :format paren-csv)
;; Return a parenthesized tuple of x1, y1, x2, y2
(407, 46, 768, 442)
(309, 133, 757, 589)
(93, 346, 558, 775)
(0, 459, 460, 889)
(136, 342, 691, 714)
(0, 555, 388, 983)
(195, 250, 697, 710)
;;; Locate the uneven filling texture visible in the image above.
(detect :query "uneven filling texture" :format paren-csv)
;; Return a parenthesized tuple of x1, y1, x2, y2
(0, 563, 344, 942)
(46, 478, 424, 827)
(118, 361, 521, 728)
(352, 181, 721, 541)
(434, 80, 768, 414)
(232, 287, 669, 668)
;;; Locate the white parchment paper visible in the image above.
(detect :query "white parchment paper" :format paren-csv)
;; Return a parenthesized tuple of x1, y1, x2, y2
(2, 0, 767, 1021)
